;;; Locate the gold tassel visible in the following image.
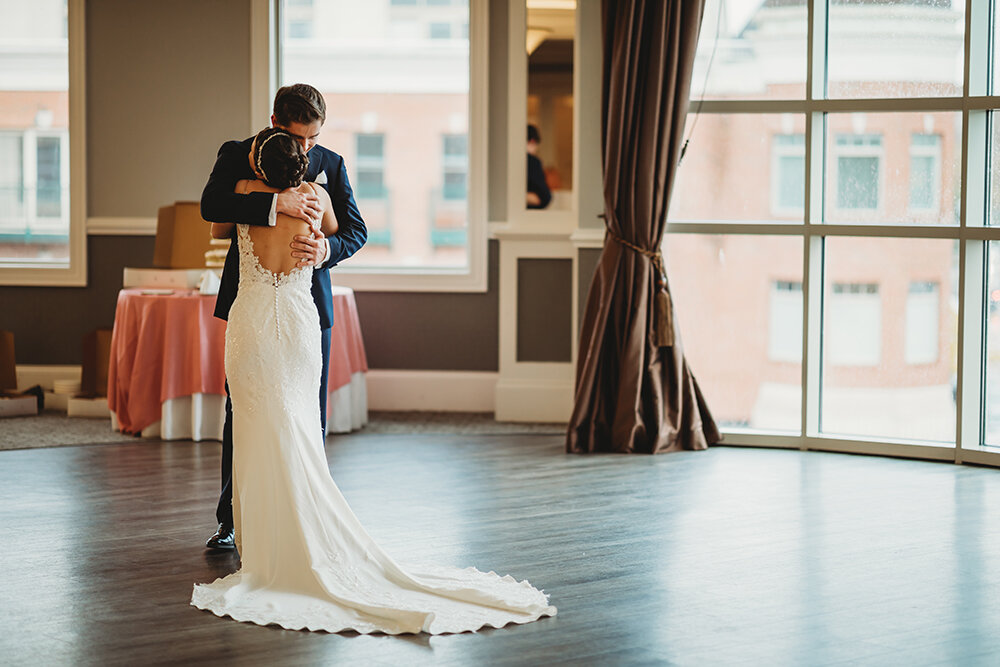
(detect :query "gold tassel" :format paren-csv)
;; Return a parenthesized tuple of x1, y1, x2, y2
(655, 286, 674, 348)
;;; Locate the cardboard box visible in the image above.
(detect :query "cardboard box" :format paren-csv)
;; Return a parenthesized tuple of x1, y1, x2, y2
(80, 329, 112, 398)
(67, 397, 111, 418)
(153, 202, 215, 269)
(0, 395, 37, 418)
(44, 391, 69, 412)
(0, 330, 15, 392)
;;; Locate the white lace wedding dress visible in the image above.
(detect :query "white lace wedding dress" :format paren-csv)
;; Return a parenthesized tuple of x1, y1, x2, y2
(191, 225, 555, 634)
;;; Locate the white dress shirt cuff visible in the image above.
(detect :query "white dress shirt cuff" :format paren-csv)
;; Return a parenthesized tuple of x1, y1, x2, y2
(316, 238, 330, 268)
(267, 195, 278, 227)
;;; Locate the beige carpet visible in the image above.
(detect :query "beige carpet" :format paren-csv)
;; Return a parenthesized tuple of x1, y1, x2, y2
(0, 411, 566, 451)
(0, 413, 137, 450)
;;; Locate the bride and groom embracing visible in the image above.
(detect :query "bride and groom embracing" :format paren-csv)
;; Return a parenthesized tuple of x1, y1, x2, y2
(191, 84, 556, 634)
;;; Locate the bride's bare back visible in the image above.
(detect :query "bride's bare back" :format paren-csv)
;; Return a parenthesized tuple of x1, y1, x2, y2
(213, 180, 336, 276)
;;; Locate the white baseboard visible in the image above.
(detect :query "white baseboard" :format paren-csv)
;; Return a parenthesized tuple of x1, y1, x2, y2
(495, 378, 573, 423)
(366, 370, 497, 412)
(15, 365, 81, 392)
(15, 366, 570, 421)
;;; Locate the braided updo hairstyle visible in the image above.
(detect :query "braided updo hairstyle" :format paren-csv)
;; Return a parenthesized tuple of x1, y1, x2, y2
(253, 127, 309, 190)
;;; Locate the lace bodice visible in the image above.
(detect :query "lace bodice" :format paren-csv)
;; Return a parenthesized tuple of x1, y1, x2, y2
(236, 224, 311, 290)
(224, 223, 321, 419)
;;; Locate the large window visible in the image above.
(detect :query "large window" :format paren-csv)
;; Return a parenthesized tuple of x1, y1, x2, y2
(280, 0, 483, 286)
(0, 0, 83, 285)
(667, 0, 1000, 460)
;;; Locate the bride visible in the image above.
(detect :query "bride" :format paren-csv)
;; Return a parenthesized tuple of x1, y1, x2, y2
(191, 127, 556, 634)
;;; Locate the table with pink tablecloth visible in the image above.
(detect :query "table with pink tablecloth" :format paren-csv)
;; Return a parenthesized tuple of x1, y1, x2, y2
(108, 286, 368, 440)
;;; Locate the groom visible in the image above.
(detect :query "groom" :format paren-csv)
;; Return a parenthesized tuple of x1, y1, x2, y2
(200, 83, 367, 550)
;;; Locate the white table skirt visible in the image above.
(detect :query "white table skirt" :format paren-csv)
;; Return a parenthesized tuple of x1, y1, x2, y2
(110, 371, 368, 441)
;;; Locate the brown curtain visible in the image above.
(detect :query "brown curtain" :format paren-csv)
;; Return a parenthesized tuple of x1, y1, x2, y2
(566, 0, 720, 454)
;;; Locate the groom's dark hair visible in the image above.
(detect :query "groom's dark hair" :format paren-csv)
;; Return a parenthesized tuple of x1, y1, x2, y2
(273, 84, 327, 126)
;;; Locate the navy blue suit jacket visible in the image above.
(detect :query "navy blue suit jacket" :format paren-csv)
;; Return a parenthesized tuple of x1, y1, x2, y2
(200, 137, 367, 329)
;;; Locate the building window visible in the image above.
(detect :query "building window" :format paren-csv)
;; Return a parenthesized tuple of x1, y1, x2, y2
(771, 134, 805, 215)
(429, 22, 451, 39)
(0, 133, 24, 222)
(442, 134, 467, 201)
(286, 20, 313, 39)
(905, 281, 939, 365)
(36, 136, 63, 218)
(909, 133, 940, 213)
(354, 133, 387, 200)
(0, 130, 70, 250)
(827, 282, 881, 366)
(835, 134, 882, 210)
(768, 280, 802, 362)
(431, 133, 468, 247)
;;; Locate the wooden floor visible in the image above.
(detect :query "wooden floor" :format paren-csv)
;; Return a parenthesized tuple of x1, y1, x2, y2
(2, 433, 1000, 666)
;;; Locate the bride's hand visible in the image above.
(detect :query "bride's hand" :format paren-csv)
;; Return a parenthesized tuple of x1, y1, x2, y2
(291, 228, 326, 268)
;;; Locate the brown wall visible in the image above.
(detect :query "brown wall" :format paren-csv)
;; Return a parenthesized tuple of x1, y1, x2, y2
(355, 241, 499, 371)
(86, 0, 254, 216)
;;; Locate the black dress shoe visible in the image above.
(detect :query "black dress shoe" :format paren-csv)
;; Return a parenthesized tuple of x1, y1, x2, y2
(206, 523, 235, 550)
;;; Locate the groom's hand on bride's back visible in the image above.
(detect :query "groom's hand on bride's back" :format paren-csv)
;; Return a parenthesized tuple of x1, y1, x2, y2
(291, 228, 326, 268)
(276, 189, 322, 225)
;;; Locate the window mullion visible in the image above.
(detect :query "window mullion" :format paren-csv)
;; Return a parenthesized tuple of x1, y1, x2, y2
(956, 239, 985, 458)
(803, 0, 826, 441)
(807, 0, 826, 103)
(957, 0, 990, 454)
(968, 0, 989, 98)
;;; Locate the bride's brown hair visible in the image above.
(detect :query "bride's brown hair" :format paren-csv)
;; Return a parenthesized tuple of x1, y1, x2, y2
(253, 127, 309, 190)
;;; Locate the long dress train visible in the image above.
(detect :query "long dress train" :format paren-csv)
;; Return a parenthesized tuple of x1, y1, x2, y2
(191, 224, 556, 634)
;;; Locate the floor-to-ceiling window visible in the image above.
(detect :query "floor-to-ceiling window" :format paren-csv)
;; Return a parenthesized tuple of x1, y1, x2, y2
(666, 0, 1000, 462)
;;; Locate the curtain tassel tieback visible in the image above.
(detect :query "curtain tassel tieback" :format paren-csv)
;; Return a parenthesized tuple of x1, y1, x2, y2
(606, 230, 674, 348)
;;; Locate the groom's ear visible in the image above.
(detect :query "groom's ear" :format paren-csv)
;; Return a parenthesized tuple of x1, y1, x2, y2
(270, 113, 277, 128)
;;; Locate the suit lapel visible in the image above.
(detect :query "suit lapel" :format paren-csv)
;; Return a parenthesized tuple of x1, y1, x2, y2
(306, 147, 321, 182)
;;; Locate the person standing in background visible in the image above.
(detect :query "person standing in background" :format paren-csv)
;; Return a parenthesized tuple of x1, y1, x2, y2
(526, 124, 551, 209)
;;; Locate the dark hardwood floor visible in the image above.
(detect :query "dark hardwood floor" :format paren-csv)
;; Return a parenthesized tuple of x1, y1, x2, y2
(2, 432, 1000, 666)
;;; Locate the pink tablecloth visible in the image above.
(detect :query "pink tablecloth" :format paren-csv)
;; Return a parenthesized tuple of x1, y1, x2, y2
(108, 287, 368, 435)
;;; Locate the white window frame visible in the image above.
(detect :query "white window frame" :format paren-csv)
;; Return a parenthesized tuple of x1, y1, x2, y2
(0, 0, 86, 287)
(264, 0, 488, 293)
(659, 0, 1000, 467)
